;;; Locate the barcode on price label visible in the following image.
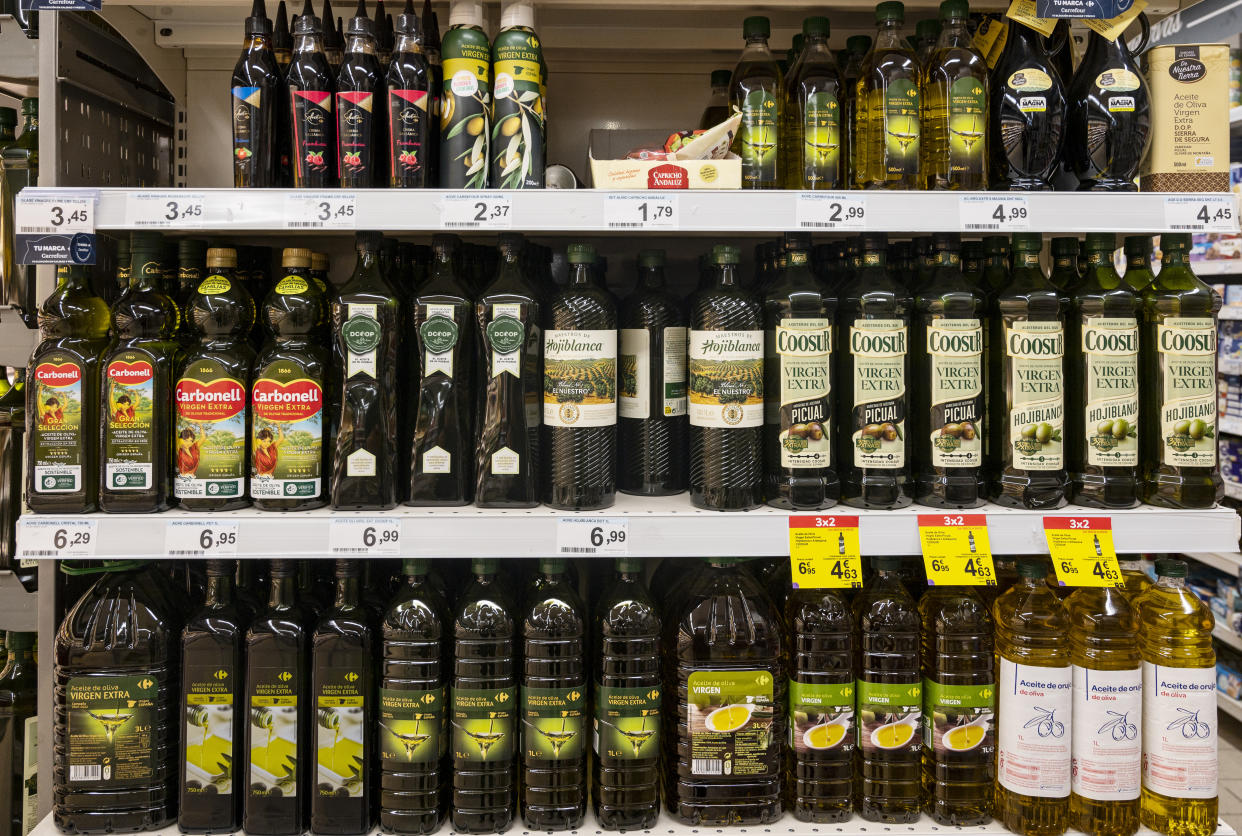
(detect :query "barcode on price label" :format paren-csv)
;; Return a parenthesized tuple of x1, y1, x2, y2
(442, 194, 514, 229)
(17, 518, 98, 558)
(796, 193, 866, 230)
(959, 195, 1030, 231)
(126, 192, 209, 228)
(284, 192, 358, 229)
(556, 517, 628, 555)
(605, 193, 678, 229)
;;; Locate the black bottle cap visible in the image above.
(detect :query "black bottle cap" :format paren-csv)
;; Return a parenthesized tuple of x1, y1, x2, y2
(347, 0, 373, 36)
(274, 0, 291, 46)
(395, 0, 418, 37)
(245, 0, 274, 37)
(294, 0, 320, 35)
(860, 232, 888, 251)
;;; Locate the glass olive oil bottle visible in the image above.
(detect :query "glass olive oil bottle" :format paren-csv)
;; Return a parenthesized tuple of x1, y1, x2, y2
(1122, 236, 1155, 294)
(594, 558, 661, 829)
(995, 559, 1072, 836)
(0, 631, 36, 836)
(27, 264, 110, 513)
(336, 0, 386, 189)
(451, 558, 517, 834)
(990, 233, 1068, 509)
(288, 0, 337, 188)
(786, 17, 843, 190)
(1140, 234, 1222, 508)
(988, 20, 1067, 190)
(232, 0, 281, 187)
(840, 36, 871, 188)
(764, 231, 838, 509)
(731, 17, 784, 189)
(920, 0, 987, 189)
(837, 233, 913, 509)
(1049, 237, 1080, 291)
(913, 233, 987, 508)
(855, 2, 921, 189)
(439, 0, 491, 188)
(1068, 233, 1141, 509)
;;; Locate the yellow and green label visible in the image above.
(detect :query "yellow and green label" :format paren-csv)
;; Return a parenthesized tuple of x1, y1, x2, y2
(802, 91, 841, 187)
(67, 674, 158, 785)
(739, 88, 779, 185)
(947, 78, 986, 176)
(490, 28, 545, 188)
(686, 669, 776, 778)
(103, 349, 158, 491)
(440, 27, 492, 188)
(882, 79, 920, 177)
(522, 685, 586, 760)
(249, 664, 300, 798)
(1083, 317, 1139, 467)
(1158, 317, 1216, 467)
(856, 679, 921, 754)
(594, 684, 660, 761)
(316, 666, 366, 797)
(175, 358, 247, 500)
(380, 687, 445, 764)
(31, 353, 85, 493)
(789, 680, 853, 755)
(1007, 319, 1065, 471)
(184, 661, 236, 795)
(452, 686, 516, 763)
(922, 679, 995, 757)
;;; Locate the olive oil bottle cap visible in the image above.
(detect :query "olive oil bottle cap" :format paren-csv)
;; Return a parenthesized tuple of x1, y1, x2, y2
(933, 232, 960, 250)
(1084, 232, 1116, 252)
(403, 558, 430, 576)
(1162, 233, 1191, 252)
(0, 108, 15, 131)
(499, 1, 535, 30)
(711, 244, 740, 265)
(567, 243, 596, 264)
(245, 0, 274, 37)
(1011, 232, 1043, 253)
(875, 1, 905, 23)
(1051, 236, 1079, 256)
(742, 15, 770, 38)
(130, 230, 164, 259)
(538, 557, 567, 574)
(860, 231, 888, 251)
(1016, 559, 1046, 579)
(1154, 557, 1187, 578)
(447, 0, 485, 28)
(847, 34, 872, 54)
(872, 554, 903, 570)
(802, 16, 829, 37)
(783, 231, 812, 251)
(207, 247, 239, 268)
(710, 69, 731, 87)
(616, 558, 644, 574)
(178, 238, 207, 262)
(638, 249, 665, 267)
(471, 557, 499, 576)
(915, 18, 941, 39)
(282, 247, 313, 268)
(312, 252, 330, 270)
(1124, 235, 1154, 256)
(939, 0, 969, 20)
(983, 234, 1009, 255)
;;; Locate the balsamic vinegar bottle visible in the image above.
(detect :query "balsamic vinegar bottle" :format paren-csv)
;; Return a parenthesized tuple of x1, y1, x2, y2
(1065, 20, 1152, 191)
(988, 19, 1067, 190)
(543, 244, 618, 511)
(274, 0, 294, 187)
(387, 0, 432, 187)
(422, 0, 442, 184)
(336, 0, 386, 188)
(232, 0, 282, 187)
(288, 0, 337, 188)
(323, 0, 344, 71)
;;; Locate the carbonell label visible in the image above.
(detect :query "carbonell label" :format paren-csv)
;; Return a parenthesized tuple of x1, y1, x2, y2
(543, 329, 618, 428)
(1142, 663, 1217, 800)
(1072, 665, 1141, 801)
(688, 330, 763, 428)
(1007, 320, 1064, 471)
(251, 372, 324, 500)
(998, 658, 1071, 798)
(31, 358, 85, 493)
(926, 319, 983, 468)
(850, 319, 907, 469)
(1083, 317, 1139, 467)
(175, 362, 247, 499)
(1157, 318, 1216, 468)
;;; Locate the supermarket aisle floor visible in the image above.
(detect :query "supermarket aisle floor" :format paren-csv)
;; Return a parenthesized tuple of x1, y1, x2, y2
(1219, 715, 1242, 829)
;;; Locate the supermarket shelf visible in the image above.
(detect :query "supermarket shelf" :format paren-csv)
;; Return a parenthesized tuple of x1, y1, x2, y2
(1196, 260, 1242, 276)
(16, 498, 1242, 559)
(73, 188, 1242, 235)
(1187, 551, 1242, 575)
(0, 307, 36, 368)
(0, 571, 35, 632)
(1214, 622, 1242, 652)
(1223, 416, 1242, 435)
(1220, 691, 1242, 722)
(1219, 306, 1242, 321)
(1232, 106, 1242, 129)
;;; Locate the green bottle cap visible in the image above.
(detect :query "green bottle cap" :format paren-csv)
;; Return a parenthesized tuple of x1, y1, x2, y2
(983, 235, 1010, 255)
(471, 557, 499, 575)
(916, 18, 941, 39)
(0, 108, 15, 130)
(638, 249, 665, 267)
(848, 35, 873, 54)
(743, 15, 770, 38)
(1162, 233, 1191, 252)
(178, 238, 208, 262)
(872, 554, 903, 570)
(1051, 236, 1079, 256)
(3, 631, 34, 651)
(20, 98, 36, 118)
(784, 231, 812, 250)
(616, 557, 644, 573)
(711, 244, 740, 265)
(538, 557, 567, 574)
(710, 69, 732, 87)
(803, 16, 829, 37)
(567, 243, 596, 264)
(1154, 557, 1187, 579)
(933, 232, 960, 250)
(403, 558, 430, 576)
(962, 240, 983, 260)
(1124, 235, 1154, 256)
(939, 0, 969, 19)
(1011, 232, 1043, 253)
(1084, 232, 1116, 252)
(875, 1, 904, 23)
(1016, 559, 1046, 579)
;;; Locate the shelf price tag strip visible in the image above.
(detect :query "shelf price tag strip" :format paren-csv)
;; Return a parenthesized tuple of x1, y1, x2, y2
(796, 192, 866, 231)
(17, 518, 98, 559)
(14, 188, 98, 265)
(1044, 516, 1123, 587)
(329, 516, 402, 555)
(1164, 194, 1237, 232)
(604, 193, 678, 230)
(959, 195, 1030, 232)
(788, 515, 862, 589)
(441, 193, 514, 230)
(165, 520, 240, 557)
(124, 191, 210, 228)
(283, 192, 358, 229)
(918, 513, 996, 585)
(556, 516, 628, 556)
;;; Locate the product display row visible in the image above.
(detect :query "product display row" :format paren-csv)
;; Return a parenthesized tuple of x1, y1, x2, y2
(48, 555, 1216, 836)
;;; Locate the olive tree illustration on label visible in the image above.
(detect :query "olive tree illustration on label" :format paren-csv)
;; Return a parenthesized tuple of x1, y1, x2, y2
(32, 358, 85, 493)
(490, 32, 545, 189)
(175, 361, 247, 500)
(851, 319, 907, 469)
(927, 320, 983, 468)
(251, 371, 324, 499)
(1007, 320, 1065, 471)
(1083, 318, 1139, 467)
(1157, 318, 1216, 467)
(688, 330, 764, 428)
(543, 329, 617, 428)
(104, 354, 157, 491)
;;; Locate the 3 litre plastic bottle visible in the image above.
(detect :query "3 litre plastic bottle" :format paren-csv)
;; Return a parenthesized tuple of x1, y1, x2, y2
(854, 554, 921, 822)
(1118, 557, 1151, 601)
(995, 559, 1072, 836)
(667, 558, 784, 825)
(1065, 574, 1141, 836)
(1136, 558, 1218, 836)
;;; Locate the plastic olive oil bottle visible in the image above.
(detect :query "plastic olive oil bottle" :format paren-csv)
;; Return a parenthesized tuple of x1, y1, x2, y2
(785, 17, 844, 190)
(854, 2, 921, 189)
(920, 585, 995, 825)
(730, 17, 784, 189)
(1065, 579, 1141, 836)
(994, 559, 1071, 836)
(854, 555, 921, 822)
(1136, 558, 1217, 836)
(489, 2, 545, 188)
(1118, 556, 1152, 601)
(920, 0, 988, 189)
(439, 0, 491, 188)
(666, 558, 784, 825)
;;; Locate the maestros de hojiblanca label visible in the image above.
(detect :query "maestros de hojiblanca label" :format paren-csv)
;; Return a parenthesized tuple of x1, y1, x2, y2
(1083, 317, 1139, 467)
(1007, 319, 1064, 470)
(851, 318, 907, 469)
(927, 318, 983, 468)
(688, 330, 763, 429)
(1157, 318, 1216, 467)
(543, 329, 617, 428)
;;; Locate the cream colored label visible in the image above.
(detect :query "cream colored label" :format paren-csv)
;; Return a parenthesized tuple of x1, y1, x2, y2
(1157, 317, 1216, 467)
(850, 319, 907, 469)
(346, 447, 376, 477)
(688, 329, 764, 429)
(774, 318, 832, 470)
(1083, 317, 1139, 467)
(1143, 45, 1229, 179)
(543, 329, 618, 428)
(927, 319, 983, 468)
(422, 303, 456, 377)
(1096, 68, 1142, 92)
(422, 445, 451, 474)
(1007, 320, 1064, 471)
(619, 328, 650, 420)
(490, 446, 519, 475)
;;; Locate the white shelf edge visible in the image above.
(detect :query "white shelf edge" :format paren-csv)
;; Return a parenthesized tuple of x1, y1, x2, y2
(1195, 261, 1242, 277)
(1186, 552, 1242, 575)
(0, 570, 34, 632)
(1214, 622, 1242, 652)
(1219, 690, 1242, 722)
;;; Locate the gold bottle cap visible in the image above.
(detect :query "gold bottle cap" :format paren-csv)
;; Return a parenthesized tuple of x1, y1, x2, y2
(206, 247, 238, 268)
(283, 247, 313, 268)
(311, 252, 329, 271)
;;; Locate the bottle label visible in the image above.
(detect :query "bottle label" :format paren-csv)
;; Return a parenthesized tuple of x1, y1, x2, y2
(522, 685, 586, 760)
(771, 318, 832, 469)
(174, 360, 246, 499)
(663, 326, 689, 416)
(251, 363, 324, 500)
(739, 89, 779, 185)
(543, 328, 618, 428)
(997, 657, 1071, 798)
(184, 657, 237, 796)
(927, 319, 984, 468)
(801, 91, 841, 187)
(336, 90, 376, 182)
(389, 89, 429, 183)
(249, 664, 300, 798)
(66, 674, 158, 784)
(491, 41, 546, 188)
(1071, 664, 1141, 801)
(788, 680, 854, 755)
(850, 319, 908, 469)
(487, 304, 525, 379)
(441, 49, 492, 189)
(594, 684, 661, 761)
(856, 679, 921, 754)
(1083, 317, 1139, 467)
(922, 679, 995, 759)
(31, 355, 85, 493)
(343, 302, 381, 379)
(490, 447, 519, 475)
(291, 89, 333, 182)
(380, 686, 446, 764)
(1141, 662, 1217, 799)
(882, 78, 920, 177)
(419, 304, 460, 378)
(232, 86, 262, 178)
(20, 716, 35, 836)
(103, 351, 157, 491)
(1008, 68, 1052, 113)
(275, 275, 309, 295)
(197, 274, 231, 295)
(315, 665, 367, 798)
(947, 77, 987, 175)
(1096, 69, 1142, 91)
(1007, 320, 1065, 471)
(685, 670, 776, 777)
(619, 328, 650, 419)
(688, 329, 764, 428)
(1157, 318, 1216, 467)
(452, 686, 516, 763)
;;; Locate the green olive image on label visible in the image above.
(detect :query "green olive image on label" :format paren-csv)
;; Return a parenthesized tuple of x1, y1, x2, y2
(421, 315, 459, 354)
(343, 315, 382, 353)
(198, 275, 232, 294)
(486, 315, 525, 354)
(276, 275, 309, 295)
(1008, 69, 1053, 92)
(1095, 69, 1141, 91)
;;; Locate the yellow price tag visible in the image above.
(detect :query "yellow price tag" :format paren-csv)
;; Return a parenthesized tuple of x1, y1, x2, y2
(1045, 517, 1123, 587)
(789, 515, 863, 589)
(918, 514, 996, 586)
(1005, 0, 1058, 36)
(1082, 0, 1147, 42)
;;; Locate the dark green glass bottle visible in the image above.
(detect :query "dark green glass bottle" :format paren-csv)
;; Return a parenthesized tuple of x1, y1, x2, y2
(1123, 235, 1156, 293)
(982, 235, 1010, 295)
(177, 240, 208, 339)
(1049, 237, 1080, 291)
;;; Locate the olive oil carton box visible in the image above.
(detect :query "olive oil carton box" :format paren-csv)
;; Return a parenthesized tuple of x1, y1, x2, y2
(588, 129, 741, 190)
(1141, 44, 1230, 192)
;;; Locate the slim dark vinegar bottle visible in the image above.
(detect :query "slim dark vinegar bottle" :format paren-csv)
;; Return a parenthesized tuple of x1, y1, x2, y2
(387, 0, 432, 187)
(232, 0, 282, 187)
(336, 0, 385, 188)
(287, 0, 337, 188)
